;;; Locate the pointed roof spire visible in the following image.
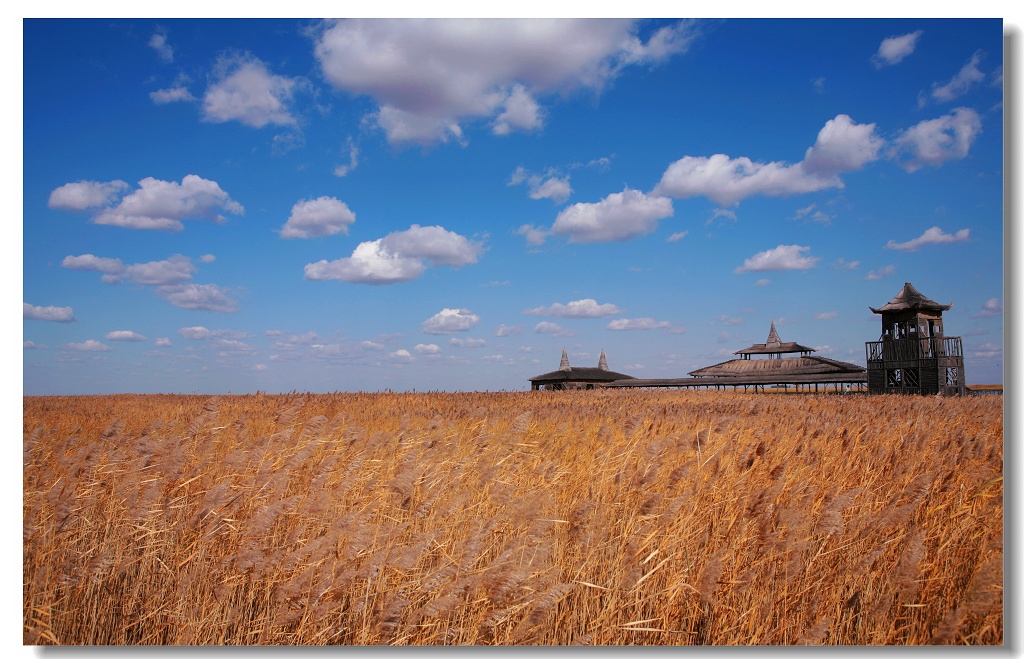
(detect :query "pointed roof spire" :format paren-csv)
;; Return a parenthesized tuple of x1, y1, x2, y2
(766, 321, 782, 348)
(598, 349, 608, 371)
(870, 282, 953, 314)
(559, 347, 571, 371)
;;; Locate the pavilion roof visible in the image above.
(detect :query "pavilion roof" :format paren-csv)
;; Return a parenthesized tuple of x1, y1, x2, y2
(734, 322, 816, 355)
(870, 282, 952, 314)
(689, 355, 865, 378)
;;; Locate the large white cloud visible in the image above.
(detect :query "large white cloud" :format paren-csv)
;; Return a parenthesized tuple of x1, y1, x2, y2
(524, 298, 622, 318)
(312, 19, 696, 146)
(885, 226, 971, 251)
(202, 53, 301, 128)
(551, 189, 673, 243)
(51, 175, 245, 231)
(280, 196, 356, 239)
(304, 224, 483, 284)
(872, 30, 922, 68)
(105, 330, 147, 342)
(892, 108, 981, 172)
(734, 245, 820, 273)
(24, 303, 75, 323)
(48, 180, 129, 211)
(67, 340, 111, 352)
(655, 115, 883, 206)
(421, 308, 480, 334)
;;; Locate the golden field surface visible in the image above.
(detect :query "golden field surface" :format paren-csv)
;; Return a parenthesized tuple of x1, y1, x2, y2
(23, 391, 1002, 645)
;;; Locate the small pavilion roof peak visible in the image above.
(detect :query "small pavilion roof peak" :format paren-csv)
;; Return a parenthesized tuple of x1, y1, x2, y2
(559, 348, 571, 371)
(735, 322, 815, 356)
(598, 349, 608, 371)
(766, 322, 782, 348)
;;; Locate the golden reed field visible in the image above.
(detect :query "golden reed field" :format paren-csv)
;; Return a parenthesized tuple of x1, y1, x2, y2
(23, 390, 1002, 645)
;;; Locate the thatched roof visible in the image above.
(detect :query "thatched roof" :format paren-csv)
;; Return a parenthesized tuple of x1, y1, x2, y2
(530, 348, 634, 384)
(689, 355, 865, 378)
(870, 282, 952, 314)
(735, 322, 815, 355)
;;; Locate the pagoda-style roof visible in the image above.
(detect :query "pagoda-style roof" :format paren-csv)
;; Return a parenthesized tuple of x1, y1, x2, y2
(735, 322, 815, 356)
(529, 348, 635, 384)
(870, 282, 952, 314)
(689, 355, 865, 378)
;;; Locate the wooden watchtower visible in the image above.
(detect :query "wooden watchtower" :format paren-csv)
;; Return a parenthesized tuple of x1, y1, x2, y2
(865, 282, 966, 395)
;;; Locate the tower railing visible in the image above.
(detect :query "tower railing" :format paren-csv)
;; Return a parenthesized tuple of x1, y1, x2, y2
(865, 336, 963, 363)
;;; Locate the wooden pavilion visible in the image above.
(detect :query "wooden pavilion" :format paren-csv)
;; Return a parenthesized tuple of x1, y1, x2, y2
(529, 349, 636, 390)
(864, 282, 966, 395)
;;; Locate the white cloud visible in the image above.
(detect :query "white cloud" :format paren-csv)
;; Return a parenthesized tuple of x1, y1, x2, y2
(514, 224, 551, 247)
(312, 19, 696, 146)
(154, 337, 173, 347)
(252, 364, 268, 371)
(755, 279, 771, 286)
(24, 303, 75, 322)
(48, 180, 129, 211)
(734, 245, 819, 274)
(60, 175, 245, 231)
(667, 231, 688, 242)
(150, 87, 195, 104)
(495, 324, 523, 337)
(872, 30, 922, 68)
(814, 311, 839, 320)
(892, 108, 981, 172)
(200, 254, 216, 263)
(930, 51, 986, 103)
(885, 226, 970, 251)
(304, 225, 483, 284)
(334, 137, 360, 177)
(655, 115, 883, 206)
(607, 317, 671, 331)
(449, 337, 486, 348)
(202, 53, 300, 128)
(422, 308, 480, 334)
(390, 349, 413, 360)
(971, 342, 1002, 359)
(149, 31, 174, 63)
(63, 254, 195, 285)
(834, 258, 860, 270)
(973, 298, 1002, 318)
(24, 341, 47, 350)
(157, 284, 239, 312)
(414, 343, 441, 354)
(865, 265, 896, 280)
(361, 340, 385, 350)
(524, 298, 622, 318)
(552, 188, 673, 243)
(67, 340, 111, 352)
(280, 197, 357, 239)
(105, 330, 147, 341)
(509, 166, 572, 204)
(534, 321, 576, 337)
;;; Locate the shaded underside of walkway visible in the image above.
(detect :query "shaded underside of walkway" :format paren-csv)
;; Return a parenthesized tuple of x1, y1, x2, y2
(602, 372, 868, 391)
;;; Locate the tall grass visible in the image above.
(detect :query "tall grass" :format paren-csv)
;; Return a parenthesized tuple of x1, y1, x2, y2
(23, 390, 1002, 645)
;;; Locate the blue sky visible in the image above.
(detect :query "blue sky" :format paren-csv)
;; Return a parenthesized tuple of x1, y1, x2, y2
(20, 17, 1008, 394)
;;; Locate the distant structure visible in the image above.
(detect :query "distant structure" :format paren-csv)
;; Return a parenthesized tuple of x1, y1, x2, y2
(865, 282, 965, 395)
(602, 323, 866, 392)
(529, 349, 635, 390)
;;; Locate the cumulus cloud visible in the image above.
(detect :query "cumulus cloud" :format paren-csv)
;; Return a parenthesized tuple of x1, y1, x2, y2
(334, 137, 360, 177)
(312, 19, 697, 146)
(24, 341, 47, 350)
(667, 231, 688, 242)
(150, 86, 196, 104)
(422, 308, 480, 334)
(514, 224, 551, 247)
(304, 225, 483, 284)
(178, 326, 248, 340)
(885, 226, 970, 251)
(157, 284, 240, 312)
(551, 188, 673, 243)
(834, 258, 860, 270)
(734, 245, 820, 274)
(149, 31, 174, 63)
(390, 349, 413, 360)
(892, 108, 981, 172)
(814, 311, 839, 320)
(105, 330, 147, 341)
(414, 343, 441, 354)
(655, 115, 883, 206)
(24, 303, 76, 322)
(62, 254, 196, 285)
(872, 30, 922, 68)
(202, 53, 301, 128)
(200, 254, 216, 263)
(524, 298, 622, 318)
(154, 337, 173, 347)
(67, 340, 111, 352)
(930, 51, 986, 103)
(509, 166, 572, 204)
(48, 180, 130, 211)
(280, 196, 356, 238)
(534, 321, 576, 337)
(495, 324, 523, 337)
(865, 265, 896, 280)
(607, 317, 671, 330)
(973, 298, 1002, 318)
